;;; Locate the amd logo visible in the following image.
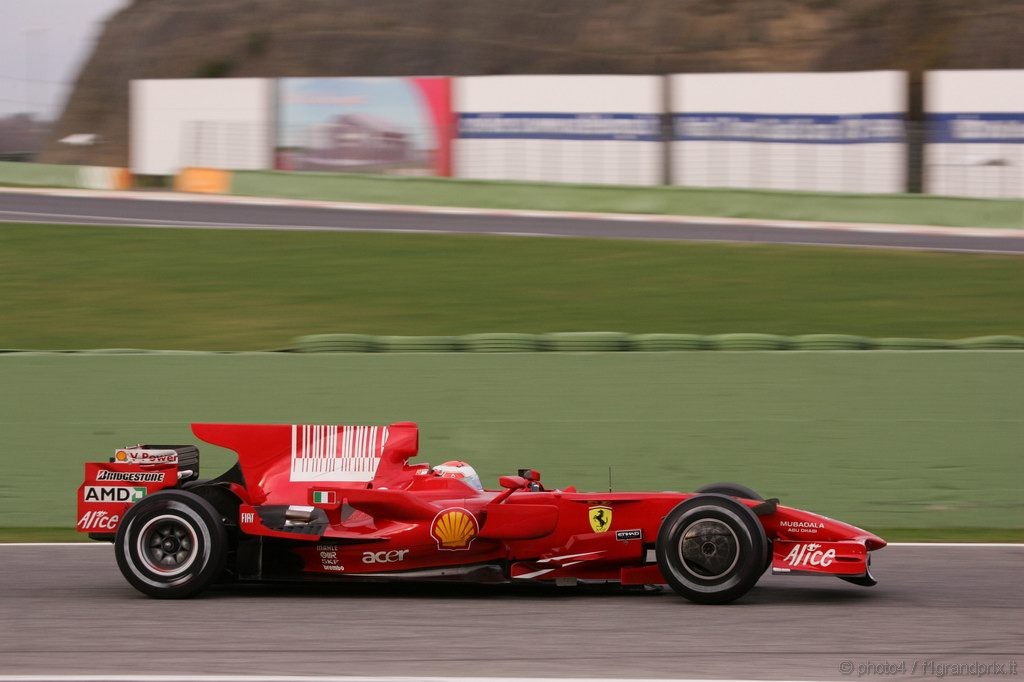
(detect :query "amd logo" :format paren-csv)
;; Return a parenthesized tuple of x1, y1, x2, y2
(84, 486, 146, 503)
(362, 550, 409, 564)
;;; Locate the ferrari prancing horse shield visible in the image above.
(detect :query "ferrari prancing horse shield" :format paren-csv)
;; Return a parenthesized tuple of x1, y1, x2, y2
(589, 505, 612, 533)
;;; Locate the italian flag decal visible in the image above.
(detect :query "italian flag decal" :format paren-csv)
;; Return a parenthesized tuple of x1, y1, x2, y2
(312, 490, 337, 504)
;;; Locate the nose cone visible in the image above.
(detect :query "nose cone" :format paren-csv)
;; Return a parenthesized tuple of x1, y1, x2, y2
(863, 531, 887, 550)
(840, 520, 886, 550)
(806, 510, 887, 549)
(842, 522, 886, 550)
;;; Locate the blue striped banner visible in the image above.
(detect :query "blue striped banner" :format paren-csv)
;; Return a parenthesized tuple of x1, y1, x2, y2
(928, 113, 1024, 143)
(673, 112, 904, 144)
(458, 112, 661, 141)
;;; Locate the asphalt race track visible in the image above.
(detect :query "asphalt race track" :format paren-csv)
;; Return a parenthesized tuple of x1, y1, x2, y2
(1, 190, 1023, 254)
(0, 545, 1020, 679)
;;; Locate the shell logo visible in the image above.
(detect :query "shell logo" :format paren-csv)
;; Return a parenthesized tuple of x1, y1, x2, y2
(430, 507, 479, 551)
(115, 450, 128, 462)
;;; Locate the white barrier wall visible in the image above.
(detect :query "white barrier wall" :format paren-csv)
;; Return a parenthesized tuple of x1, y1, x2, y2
(454, 76, 663, 186)
(130, 79, 274, 175)
(925, 70, 1024, 199)
(670, 72, 906, 193)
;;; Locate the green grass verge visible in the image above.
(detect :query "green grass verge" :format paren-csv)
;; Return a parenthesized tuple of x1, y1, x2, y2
(2, 224, 1023, 350)
(1, 352, 1021, 530)
(0, 528, 90, 542)
(2, 527, 1020, 543)
(873, 528, 1024, 542)
(0, 161, 80, 189)
(231, 170, 1024, 229)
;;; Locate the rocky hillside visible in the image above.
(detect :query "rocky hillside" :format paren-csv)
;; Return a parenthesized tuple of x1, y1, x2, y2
(42, 0, 1024, 167)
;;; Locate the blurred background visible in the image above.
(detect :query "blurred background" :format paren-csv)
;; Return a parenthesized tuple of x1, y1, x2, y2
(0, 0, 1021, 539)
(0, 1, 1022, 678)
(1, 0, 1022, 194)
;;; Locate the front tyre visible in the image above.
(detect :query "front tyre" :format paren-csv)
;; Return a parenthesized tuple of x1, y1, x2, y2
(656, 494, 767, 605)
(694, 482, 772, 574)
(115, 490, 227, 598)
(695, 482, 763, 501)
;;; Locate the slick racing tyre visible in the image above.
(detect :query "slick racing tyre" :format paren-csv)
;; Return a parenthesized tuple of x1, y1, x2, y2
(695, 482, 763, 501)
(695, 482, 773, 574)
(115, 489, 227, 598)
(656, 494, 768, 605)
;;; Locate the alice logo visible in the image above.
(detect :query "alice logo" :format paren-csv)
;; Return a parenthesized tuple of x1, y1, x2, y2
(430, 508, 479, 550)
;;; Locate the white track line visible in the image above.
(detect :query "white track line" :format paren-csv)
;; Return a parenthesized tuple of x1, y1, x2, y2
(0, 542, 108, 546)
(0, 209, 410, 231)
(886, 542, 1024, 547)
(0, 677, 834, 682)
(0, 541, 1021, 547)
(1, 186, 1021, 239)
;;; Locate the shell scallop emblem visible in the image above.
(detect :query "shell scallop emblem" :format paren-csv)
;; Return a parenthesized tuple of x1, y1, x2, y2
(430, 508, 479, 550)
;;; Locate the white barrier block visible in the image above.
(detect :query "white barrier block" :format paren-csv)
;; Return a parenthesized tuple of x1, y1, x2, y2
(454, 75, 664, 186)
(670, 72, 907, 193)
(131, 79, 274, 176)
(925, 70, 1024, 199)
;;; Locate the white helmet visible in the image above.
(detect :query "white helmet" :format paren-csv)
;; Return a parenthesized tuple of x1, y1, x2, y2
(432, 460, 483, 491)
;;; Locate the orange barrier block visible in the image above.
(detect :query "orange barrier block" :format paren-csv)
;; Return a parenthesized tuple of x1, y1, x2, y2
(174, 167, 231, 194)
(112, 168, 133, 190)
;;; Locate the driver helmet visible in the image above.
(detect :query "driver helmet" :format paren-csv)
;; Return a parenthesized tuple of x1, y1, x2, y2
(432, 460, 483, 491)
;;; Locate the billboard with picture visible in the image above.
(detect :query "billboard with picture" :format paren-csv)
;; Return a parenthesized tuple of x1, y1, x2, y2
(276, 77, 452, 176)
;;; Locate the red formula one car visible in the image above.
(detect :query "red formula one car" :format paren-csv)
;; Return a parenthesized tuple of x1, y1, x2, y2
(77, 422, 885, 603)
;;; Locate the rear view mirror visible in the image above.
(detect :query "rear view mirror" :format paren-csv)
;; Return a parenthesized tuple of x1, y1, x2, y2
(517, 468, 541, 482)
(499, 475, 528, 490)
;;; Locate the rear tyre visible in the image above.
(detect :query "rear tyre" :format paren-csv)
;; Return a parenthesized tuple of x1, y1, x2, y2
(656, 494, 768, 604)
(115, 489, 227, 598)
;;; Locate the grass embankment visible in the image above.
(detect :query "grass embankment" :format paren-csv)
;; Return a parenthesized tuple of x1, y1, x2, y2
(1, 223, 1022, 350)
(1, 352, 1021, 532)
(231, 171, 1024, 229)
(2, 224, 1021, 541)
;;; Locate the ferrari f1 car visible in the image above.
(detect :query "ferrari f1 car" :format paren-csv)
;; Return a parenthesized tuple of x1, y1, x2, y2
(77, 422, 885, 603)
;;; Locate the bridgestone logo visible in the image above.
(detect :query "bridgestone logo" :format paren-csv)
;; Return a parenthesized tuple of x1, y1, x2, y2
(96, 470, 164, 483)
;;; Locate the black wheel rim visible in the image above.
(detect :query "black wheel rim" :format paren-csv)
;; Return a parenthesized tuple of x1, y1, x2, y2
(136, 514, 198, 576)
(679, 518, 740, 580)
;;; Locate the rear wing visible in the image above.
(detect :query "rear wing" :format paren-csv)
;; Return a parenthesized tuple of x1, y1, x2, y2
(76, 445, 199, 537)
(111, 444, 200, 482)
(190, 422, 420, 504)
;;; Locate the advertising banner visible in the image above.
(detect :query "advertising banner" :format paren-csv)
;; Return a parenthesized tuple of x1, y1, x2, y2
(670, 71, 907, 193)
(454, 75, 664, 186)
(276, 77, 452, 176)
(925, 70, 1024, 198)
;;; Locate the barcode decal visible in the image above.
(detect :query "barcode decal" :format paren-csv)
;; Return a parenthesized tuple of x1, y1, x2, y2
(290, 424, 388, 482)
